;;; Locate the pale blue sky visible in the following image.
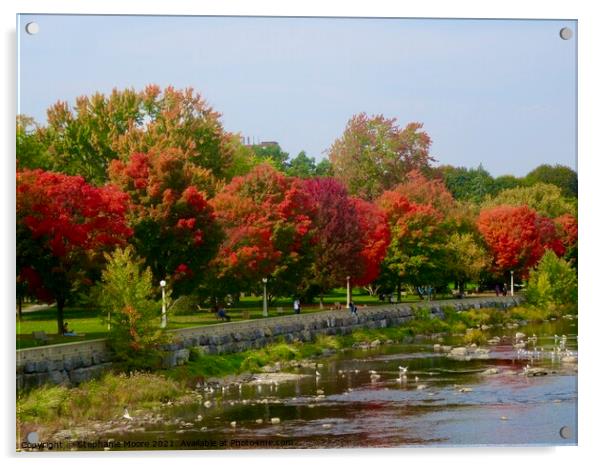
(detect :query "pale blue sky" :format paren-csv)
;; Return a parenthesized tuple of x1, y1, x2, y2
(17, 15, 576, 177)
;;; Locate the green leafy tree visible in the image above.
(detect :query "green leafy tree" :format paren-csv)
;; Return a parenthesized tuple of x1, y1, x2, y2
(96, 247, 165, 370)
(16, 116, 50, 170)
(525, 164, 577, 198)
(32, 85, 236, 185)
(444, 232, 490, 295)
(525, 250, 577, 307)
(439, 164, 496, 203)
(315, 158, 333, 177)
(492, 174, 525, 194)
(250, 143, 289, 172)
(328, 113, 435, 200)
(286, 151, 317, 178)
(483, 183, 576, 218)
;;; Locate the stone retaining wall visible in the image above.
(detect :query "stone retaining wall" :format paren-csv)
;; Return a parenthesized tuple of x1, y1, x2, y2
(16, 295, 522, 390)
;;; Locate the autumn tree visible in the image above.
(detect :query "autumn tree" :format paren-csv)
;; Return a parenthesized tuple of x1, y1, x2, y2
(17, 169, 132, 333)
(555, 213, 578, 266)
(328, 113, 435, 200)
(209, 164, 316, 301)
(31, 85, 236, 185)
(477, 205, 565, 279)
(377, 171, 463, 298)
(350, 197, 391, 289)
(300, 178, 366, 307)
(108, 150, 222, 297)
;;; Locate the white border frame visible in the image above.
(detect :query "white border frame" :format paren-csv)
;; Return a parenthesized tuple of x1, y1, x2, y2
(3, 1, 600, 465)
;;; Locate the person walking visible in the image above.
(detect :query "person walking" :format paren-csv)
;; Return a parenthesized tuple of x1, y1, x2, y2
(293, 298, 301, 315)
(349, 300, 358, 316)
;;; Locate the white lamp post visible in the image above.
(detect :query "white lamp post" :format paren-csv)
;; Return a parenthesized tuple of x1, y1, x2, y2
(160, 279, 167, 328)
(346, 276, 351, 309)
(262, 278, 268, 317)
(510, 271, 514, 297)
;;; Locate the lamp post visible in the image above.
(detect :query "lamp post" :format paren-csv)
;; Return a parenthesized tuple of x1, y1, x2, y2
(346, 276, 351, 309)
(510, 271, 514, 297)
(160, 280, 167, 328)
(262, 278, 268, 317)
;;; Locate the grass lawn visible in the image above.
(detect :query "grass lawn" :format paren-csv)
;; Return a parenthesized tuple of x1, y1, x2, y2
(16, 288, 452, 349)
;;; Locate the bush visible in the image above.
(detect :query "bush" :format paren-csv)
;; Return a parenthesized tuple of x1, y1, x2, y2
(463, 329, 487, 345)
(525, 250, 577, 307)
(95, 247, 166, 370)
(169, 294, 200, 316)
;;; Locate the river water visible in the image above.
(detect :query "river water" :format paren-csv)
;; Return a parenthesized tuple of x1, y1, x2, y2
(111, 317, 577, 449)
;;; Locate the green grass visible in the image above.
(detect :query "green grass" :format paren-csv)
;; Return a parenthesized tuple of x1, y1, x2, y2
(17, 288, 443, 349)
(18, 372, 182, 435)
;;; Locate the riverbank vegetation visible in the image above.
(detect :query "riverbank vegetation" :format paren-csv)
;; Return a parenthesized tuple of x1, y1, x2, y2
(18, 302, 576, 436)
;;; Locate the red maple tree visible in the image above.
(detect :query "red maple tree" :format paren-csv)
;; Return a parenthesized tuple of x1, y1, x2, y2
(477, 205, 565, 278)
(300, 177, 366, 306)
(17, 169, 132, 333)
(108, 150, 222, 296)
(209, 164, 316, 300)
(350, 197, 391, 286)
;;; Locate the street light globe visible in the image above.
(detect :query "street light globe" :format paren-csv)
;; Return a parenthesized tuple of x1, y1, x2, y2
(347, 276, 350, 280)
(160, 280, 166, 287)
(262, 278, 268, 283)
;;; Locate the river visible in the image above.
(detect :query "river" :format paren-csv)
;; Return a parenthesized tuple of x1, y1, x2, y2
(108, 317, 577, 449)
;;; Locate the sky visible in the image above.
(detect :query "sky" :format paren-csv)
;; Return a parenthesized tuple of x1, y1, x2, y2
(17, 15, 577, 177)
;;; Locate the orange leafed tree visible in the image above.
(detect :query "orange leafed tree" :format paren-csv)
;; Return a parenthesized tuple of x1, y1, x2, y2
(477, 205, 565, 278)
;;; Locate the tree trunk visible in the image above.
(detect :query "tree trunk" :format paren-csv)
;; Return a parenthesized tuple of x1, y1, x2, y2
(396, 282, 402, 303)
(17, 295, 23, 322)
(57, 297, 65, 335)
(459, 281, 465, 297)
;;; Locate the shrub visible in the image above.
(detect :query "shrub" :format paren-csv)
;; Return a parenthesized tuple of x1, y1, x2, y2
(95, 247, 166, 370)
(463, 328, 487, 345)
(169, 294, 200, 316)
(525, 250, 577, 307)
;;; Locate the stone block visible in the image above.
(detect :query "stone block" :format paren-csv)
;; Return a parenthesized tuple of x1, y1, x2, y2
(24, 361, 36, 374)
(175, 349, 190, 365)
(35, 360, 49, 372)
(160, 351, 178, 369)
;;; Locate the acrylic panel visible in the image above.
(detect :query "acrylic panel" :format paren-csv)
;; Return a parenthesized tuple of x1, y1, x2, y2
(16, 14, 578, 451)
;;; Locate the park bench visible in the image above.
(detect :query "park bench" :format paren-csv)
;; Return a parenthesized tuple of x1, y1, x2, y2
(31, 331, 51, 345)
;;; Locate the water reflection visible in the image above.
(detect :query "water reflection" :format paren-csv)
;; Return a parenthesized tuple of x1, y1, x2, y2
(114, 318, 577, 448)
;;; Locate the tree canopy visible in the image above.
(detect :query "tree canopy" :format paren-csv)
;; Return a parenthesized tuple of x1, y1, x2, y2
(17, 169, 132, 332)
(328, 113, 435, 200)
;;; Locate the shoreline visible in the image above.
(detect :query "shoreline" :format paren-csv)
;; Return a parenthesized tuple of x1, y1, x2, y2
(17, 303, 577, 449)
